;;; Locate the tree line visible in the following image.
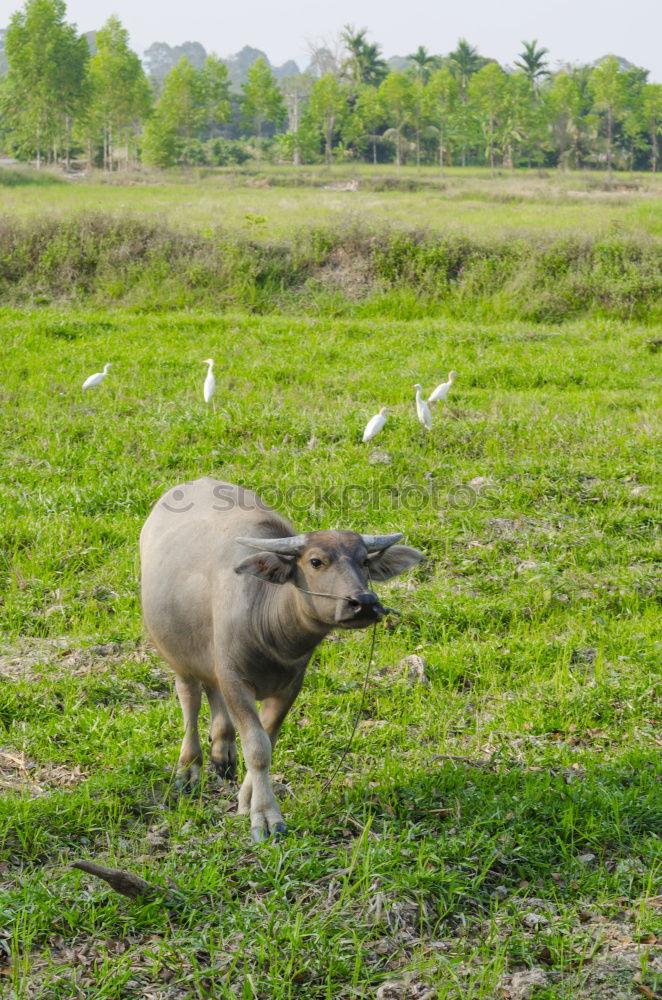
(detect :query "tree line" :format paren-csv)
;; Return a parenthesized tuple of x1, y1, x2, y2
(1, 0, 661, 172)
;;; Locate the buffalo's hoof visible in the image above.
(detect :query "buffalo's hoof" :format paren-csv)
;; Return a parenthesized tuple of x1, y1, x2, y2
(174, 767, 200, 794)
(212, 759, 237, 782)
(250, 822, 287, 844)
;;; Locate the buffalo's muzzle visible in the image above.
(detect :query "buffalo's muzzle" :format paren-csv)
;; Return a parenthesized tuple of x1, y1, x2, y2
(337, 591, 385, 625)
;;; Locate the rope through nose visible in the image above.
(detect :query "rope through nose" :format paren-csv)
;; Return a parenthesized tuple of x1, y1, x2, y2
(321, 620, 378, 794)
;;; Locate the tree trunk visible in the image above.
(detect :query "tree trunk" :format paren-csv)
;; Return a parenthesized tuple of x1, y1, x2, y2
(607, 108, 612, 174)
(439, 131, 444, 176)
(326, 121, 333, 165)
(651, 125, 657, 173)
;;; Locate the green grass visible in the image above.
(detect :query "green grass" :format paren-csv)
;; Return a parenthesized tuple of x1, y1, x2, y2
(1, 164, 661, 239)
(0, 308, 660, 998)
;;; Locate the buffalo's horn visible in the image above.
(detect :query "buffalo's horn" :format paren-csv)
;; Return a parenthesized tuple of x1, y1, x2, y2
(236, 535, 308, 555)
(360, 532, 403, 551)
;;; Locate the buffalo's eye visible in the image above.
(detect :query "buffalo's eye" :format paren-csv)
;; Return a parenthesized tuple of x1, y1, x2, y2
(310, 557, 323, 569)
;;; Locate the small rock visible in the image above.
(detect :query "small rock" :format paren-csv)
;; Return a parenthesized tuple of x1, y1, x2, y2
(522, 911, 549, 929)
(468, 476, 495, 491)
(577, 853, 596, 866)
(398, 654, 429, 686)
(385, 900, 423, 933)
(368, 449, 392, 465)
(376, 979, 436, 1000)
(502, 967, 548, 998)
(92, 586, 118, 602)
(516, 560, 538, 573)
(570, 647, 597, 667)
(492, 885, 509, 901)
(488, 517, 524, 537)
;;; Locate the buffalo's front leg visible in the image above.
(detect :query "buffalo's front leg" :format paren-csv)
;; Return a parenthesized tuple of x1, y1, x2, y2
(219, 675, 286, 842)
(236, 676, 304, 838)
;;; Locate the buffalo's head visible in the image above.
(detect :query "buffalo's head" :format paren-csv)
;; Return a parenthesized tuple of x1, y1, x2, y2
(235, 530, 422, 629)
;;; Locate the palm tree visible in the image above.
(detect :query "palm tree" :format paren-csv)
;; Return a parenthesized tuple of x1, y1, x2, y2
(363, 42, 387, 86)
(514, 40, 549, 88)
(449, 39, 483, 166)
(449, 39, 482, 100)
(341, 25, 387, 88)
(407, 45, 438, 83)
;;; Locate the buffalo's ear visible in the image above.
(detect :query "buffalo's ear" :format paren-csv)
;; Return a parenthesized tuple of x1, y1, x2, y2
(367, 545, 423, 581)
(235, 552, 296, 584)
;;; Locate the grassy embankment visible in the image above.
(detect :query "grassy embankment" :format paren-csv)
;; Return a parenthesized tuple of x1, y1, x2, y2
(0, 167, 660, 998)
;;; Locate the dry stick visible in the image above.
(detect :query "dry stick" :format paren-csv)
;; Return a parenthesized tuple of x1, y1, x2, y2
(70, 860, 184, 907)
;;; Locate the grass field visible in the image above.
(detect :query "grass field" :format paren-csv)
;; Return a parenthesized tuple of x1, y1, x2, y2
(1, 304, 660, 999)
(2, 165, 662, 239)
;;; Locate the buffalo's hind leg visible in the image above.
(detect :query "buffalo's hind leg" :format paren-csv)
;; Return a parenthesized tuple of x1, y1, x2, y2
(204, 682, 237, 780)
(174, 675, 203, 790)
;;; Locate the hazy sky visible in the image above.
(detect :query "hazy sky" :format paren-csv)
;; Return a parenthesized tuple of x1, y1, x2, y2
(2, 0, 661, 81)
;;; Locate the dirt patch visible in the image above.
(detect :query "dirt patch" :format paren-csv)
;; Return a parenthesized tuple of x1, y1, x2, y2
(486, 517, 563, 539)
(0, 749, 87, 797)
(314, 245, 377, 298)
(0, 637, 166, 683)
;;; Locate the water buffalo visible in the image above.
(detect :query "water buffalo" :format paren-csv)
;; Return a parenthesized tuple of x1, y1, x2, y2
(140, 477, 422, 841)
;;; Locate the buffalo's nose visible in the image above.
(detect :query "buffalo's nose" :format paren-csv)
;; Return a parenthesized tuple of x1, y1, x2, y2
(348, 592, 384, 617)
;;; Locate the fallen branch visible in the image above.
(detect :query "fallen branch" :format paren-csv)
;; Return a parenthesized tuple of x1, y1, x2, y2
(71, 860, 183, 907)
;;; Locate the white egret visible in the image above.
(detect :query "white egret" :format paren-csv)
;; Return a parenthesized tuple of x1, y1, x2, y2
(428, 371, 458, 403)
(202, 358, 215, 404)
(82, 363, 111, 389)
(414, 384, 432, 431)
(362, 406, 389, 443)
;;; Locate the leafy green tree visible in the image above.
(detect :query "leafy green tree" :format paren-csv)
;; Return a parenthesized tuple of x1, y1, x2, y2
(308, 73, 347, 165)
(449, 39, 484, 165)
(241, 56, 286, 156)
(143, 57, 205, 167)
(616, 66, 649, 169)
(83, 15, 151, 170)
(378, 72, 414, 167)
(500, 72, 530, 167)
(3, 0, 88, 166)
(281, 73, 314, 164)
(410, 75, 429, 168)
(642, 82, 662, 172)
(550, 66, 595, 168)
(351, 84, 384, 163)
(591, 56, 629, 172)
(200, 54, 231, 138)
(469, 62, 507, 169)
(549, 72, 581, 168)
(514, 40, 549, 88)
(424, 68, 459, 169)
